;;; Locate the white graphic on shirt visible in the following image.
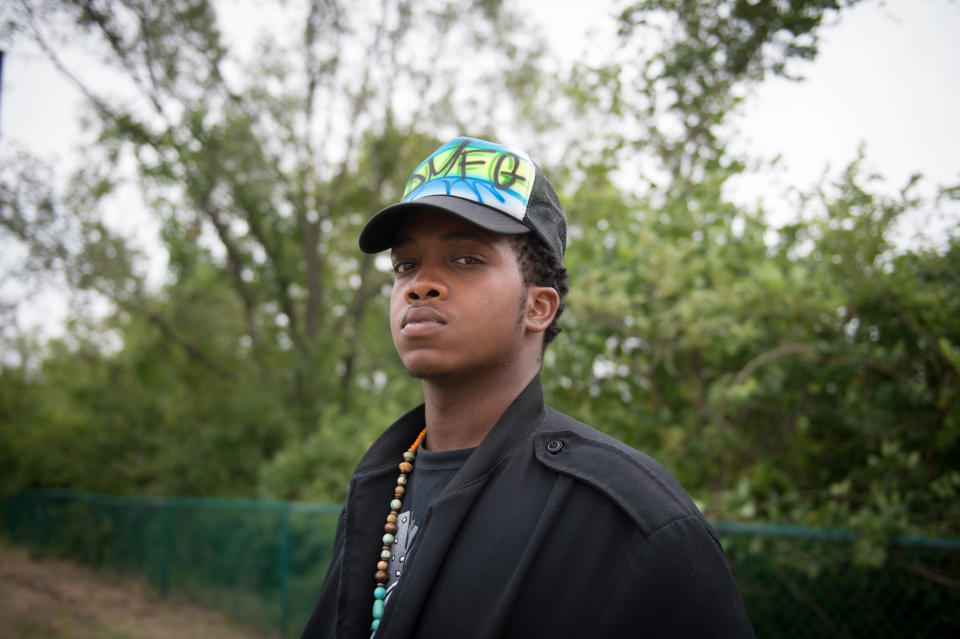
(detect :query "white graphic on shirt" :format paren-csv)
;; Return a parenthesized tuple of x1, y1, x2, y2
(384, 509, 418, 604)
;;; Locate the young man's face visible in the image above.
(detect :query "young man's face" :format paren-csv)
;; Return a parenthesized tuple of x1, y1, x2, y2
(389, 209, 530, 380)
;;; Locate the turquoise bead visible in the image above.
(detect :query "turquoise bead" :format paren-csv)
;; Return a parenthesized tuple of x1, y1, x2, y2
(371, 618, 380, 631)
(390, 499, 402, 510)
(403, 451, 415, 461)
(372, 599, 385, 619)
(382, 533, 395, 544)
(380, 549, 391, 559)
(374, 586, 386, 600)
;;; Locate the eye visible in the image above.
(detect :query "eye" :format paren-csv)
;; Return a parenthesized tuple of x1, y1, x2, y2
(454, 256, 482, 265)
(393, 261, 416, 274)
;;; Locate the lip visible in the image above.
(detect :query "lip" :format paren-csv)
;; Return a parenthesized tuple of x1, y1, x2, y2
(400, 306, 448, 336)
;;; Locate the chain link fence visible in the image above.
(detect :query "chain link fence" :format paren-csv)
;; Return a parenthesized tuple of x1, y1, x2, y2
(715, 521, 960, 637)
(2, 490, 339, 637)
(4, 490, 958, 637)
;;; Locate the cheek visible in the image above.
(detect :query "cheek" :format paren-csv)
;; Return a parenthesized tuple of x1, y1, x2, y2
(389, 287, 405, 331)
(473, 283, 527, 331)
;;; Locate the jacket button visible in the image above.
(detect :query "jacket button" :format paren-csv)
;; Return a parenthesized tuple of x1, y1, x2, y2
(546, 440, 564, 454)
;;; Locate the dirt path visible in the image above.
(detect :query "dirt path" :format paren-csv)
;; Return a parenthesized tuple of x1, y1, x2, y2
(0, 546, 272, 639)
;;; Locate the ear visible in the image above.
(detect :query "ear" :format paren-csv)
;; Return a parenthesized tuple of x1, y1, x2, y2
(524, 286, 560, 335)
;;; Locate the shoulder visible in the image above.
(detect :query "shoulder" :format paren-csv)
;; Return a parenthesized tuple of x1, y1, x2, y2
(532, 406, 711, 538)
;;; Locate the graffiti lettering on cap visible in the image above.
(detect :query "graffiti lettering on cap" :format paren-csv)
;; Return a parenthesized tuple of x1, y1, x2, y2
(401, 137, 536, 221)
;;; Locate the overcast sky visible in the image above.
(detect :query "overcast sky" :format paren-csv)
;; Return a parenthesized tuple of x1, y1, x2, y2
(2, 0, 959, 338)
(729, 1, 960, 228)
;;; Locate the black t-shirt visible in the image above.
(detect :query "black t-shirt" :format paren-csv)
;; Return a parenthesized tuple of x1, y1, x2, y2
(383, 446, 474, 604)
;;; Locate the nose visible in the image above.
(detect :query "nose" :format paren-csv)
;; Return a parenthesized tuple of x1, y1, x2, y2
(405, 266, 448, 302)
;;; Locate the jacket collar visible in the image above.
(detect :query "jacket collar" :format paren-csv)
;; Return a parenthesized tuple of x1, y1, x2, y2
(355, 403, 427, 474)
(355, 374, 546, 479)
(444, 374, 546, 492)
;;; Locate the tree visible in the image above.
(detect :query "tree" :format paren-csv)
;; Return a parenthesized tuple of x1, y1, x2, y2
(5, 0, 552, 423)
(542, 0, 959, 552)
(1, 0, 554, 497)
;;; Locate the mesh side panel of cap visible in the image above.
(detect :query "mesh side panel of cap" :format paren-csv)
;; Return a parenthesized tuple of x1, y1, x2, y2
(526, 166, 567, 260)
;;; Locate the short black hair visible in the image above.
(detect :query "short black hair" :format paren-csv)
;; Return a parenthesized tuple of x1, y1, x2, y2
(513, 233, 570, 348)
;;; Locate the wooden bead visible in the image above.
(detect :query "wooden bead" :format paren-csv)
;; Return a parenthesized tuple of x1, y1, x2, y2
(369, 428, 426, 630)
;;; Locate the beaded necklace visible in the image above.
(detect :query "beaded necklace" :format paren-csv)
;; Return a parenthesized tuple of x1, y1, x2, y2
(370, 427, 427, 635)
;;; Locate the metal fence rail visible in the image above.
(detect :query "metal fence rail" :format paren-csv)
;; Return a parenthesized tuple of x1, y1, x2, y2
(4, 490, 959, 637)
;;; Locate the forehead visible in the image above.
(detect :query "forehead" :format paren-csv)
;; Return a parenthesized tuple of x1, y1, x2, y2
(391, 209, 510, 249)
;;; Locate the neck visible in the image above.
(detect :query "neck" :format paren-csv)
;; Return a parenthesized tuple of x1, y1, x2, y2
(420, 359, 541, 451)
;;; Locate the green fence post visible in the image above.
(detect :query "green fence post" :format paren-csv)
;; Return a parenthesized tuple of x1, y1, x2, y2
(39, 496, 51, 551)
(6, 495, 20, 543)
(279, 503, 291, 635)
(159, 498, 175, 594)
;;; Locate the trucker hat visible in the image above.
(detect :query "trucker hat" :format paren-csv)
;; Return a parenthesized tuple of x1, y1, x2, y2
(358, 136, 566, 261)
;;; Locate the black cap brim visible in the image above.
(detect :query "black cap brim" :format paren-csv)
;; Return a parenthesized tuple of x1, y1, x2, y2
(358, 195, 530, 254)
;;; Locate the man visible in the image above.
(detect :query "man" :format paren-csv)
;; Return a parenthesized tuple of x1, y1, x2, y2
(301, 137, 754, 638)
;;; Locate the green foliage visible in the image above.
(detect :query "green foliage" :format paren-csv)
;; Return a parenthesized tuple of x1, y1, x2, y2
(545, 154, 960, 547)
(2, 0, 544, 498)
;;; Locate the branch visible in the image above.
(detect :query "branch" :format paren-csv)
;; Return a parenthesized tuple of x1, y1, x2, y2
(735, 342, 816, 383)
(327, 0, 390, 203)
(138, 304, 237, 381)
(894, 557, 960, 592)
(771, 565, 850, 638)
(20, 1, 117, 123)
(337, 253, 379, 397)
(196, 198, 263, 351)
(128, 1, 175, 117)
(232, 190, 308, 356)
(78, 282, 238, 382)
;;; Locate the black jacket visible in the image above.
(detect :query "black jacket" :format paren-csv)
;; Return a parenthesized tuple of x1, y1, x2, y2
(301, 377, 754, 638)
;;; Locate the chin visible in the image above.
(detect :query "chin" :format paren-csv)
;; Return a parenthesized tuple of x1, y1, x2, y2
(398, 351, 462, 380)
(402, 361, 454, 380)
(406, 368, 449, 381)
